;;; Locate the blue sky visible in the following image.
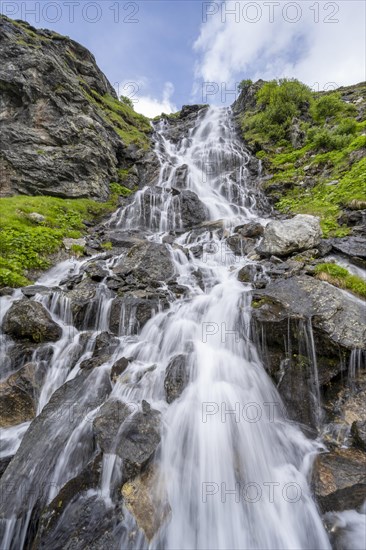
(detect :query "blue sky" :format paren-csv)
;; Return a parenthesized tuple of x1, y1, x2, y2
(1, 1, 365, 116)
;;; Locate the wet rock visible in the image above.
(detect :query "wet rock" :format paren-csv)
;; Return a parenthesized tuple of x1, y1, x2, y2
(226, 236, 256, 256)
(0, 457, 12, 478)
(256, 215, 322, 257)
(106, 230, 146, 249)
(252, 275, 366, 351)
(83, 261, 109, 281)
(21, 285, 55, 298)
(93, 400, 161, 482)
(351, 420, 366, 451)
(0, 368, 112, 516)
(109, 294, 169, 335)
(234, 222, 264, 238)
(113, 241, 175, 285)
(0, 364, 38, 427)
(65, 279, 98, 330)
(330, 236, 366, 260)
(0, 287, 13, 296)
(111, 357, 130, 382)
(34, 454, 124, 550)
(164, 354, 190, 403)
(93, 331, 119, 357)
(2, 300, 62, 342)
(313, 448, 366, 512)
(177, 189, 209, 228)
(122, 464, 170, 542)
(238, 264, 260, 283)
(251, 276, 366, 428)
(93, 399, 131, 452)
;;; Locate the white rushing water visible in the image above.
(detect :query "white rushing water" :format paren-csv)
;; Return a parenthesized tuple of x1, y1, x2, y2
(0, 106, 342, 549)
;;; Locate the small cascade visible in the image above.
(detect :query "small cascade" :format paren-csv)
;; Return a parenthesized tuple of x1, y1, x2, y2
(0, 106, 334, 550)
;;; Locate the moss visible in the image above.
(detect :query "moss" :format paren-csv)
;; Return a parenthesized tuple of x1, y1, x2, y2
(85, 90, 151, 150)
(110, 183, 134, 197)
(0, 192, 124, 288)
(101, 241, 113, 250)
(70, 244, 85, 257)
(314, 263, 366, 299)
(276, 157, 366, 237)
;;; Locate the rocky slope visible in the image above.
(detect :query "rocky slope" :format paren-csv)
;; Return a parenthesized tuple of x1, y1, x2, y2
(0, 15, 153, 200)
(0, 17, 365, 550)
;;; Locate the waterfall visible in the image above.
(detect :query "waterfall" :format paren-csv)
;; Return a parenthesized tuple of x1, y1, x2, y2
(0, 107, 332, 549)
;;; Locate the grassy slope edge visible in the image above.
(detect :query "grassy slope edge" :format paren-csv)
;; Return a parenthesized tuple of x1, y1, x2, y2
(237, 79, 366, 237)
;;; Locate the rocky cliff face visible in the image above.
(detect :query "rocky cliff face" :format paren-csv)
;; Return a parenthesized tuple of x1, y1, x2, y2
(0, 16, 152, 200)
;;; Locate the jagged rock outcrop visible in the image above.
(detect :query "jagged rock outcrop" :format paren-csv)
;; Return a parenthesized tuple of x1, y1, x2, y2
(0, 16, 152, 199)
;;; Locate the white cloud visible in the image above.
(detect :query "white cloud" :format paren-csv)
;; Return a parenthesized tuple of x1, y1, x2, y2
(114, 80, 177, 118)
(134, 82, 177, 118)
(193, 1, 366, 100)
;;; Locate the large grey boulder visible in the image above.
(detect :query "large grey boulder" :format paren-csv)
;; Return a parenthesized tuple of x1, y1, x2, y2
(2, 299, 62, 342)
(257, 214, 322, 257)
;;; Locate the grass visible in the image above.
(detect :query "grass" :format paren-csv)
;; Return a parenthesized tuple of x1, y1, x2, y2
(0, 186, 130, 288)
(85, 90, 151, 149)
(239, 80, 366, 237)
(314, 263, 366, 299)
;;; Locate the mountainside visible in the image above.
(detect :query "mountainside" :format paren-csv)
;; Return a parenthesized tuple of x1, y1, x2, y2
(0, 16, 365, 550)
(0, 15, 152, 200)
(233, 79, 366, 238)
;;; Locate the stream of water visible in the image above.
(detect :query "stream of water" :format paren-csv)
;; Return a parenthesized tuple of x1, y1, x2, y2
(0, 106, 340, 549)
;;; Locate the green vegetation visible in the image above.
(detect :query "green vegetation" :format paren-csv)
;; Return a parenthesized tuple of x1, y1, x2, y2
(314, 263, 366, 299)
(239, 79, 366, 236)
(0, 185, 129, 288)
(242, 78, 312, 145)
(120, 95, 134, 110)
(85, 90, 151, 149)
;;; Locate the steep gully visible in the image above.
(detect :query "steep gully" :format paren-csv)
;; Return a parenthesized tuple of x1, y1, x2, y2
(0, 106, 364, 549)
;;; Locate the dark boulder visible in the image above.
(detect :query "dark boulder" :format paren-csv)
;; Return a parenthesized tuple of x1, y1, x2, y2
(164, 354, 190, 403)
(330, 236, 366, 261)
(0, 363, 38, 427)
(2, 300, 62, 342)
(234, 222, 264, 238)
(177, 189, 209, 228)
(111, 357, 130, 383)
(113, 241, 175, 285)
(109, 293, 169, 336)
(0, 368, 112, 516)
(93, 399, 161, 482)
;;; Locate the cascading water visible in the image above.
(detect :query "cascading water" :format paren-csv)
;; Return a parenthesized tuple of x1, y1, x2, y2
(0, 107, 334, 549)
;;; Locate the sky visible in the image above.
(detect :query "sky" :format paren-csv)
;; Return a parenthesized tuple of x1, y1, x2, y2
(1, 1, 365, 116)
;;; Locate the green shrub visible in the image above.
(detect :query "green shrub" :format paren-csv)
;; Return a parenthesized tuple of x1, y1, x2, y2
(309, 129, 352, 151)
(120, 95, 134, 110)
(310, 93, 356, 122)
(242, 78, 312, 146)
